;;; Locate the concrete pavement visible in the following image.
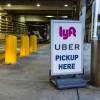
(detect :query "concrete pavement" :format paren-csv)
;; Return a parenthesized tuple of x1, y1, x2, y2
(0, 44, 99, 100)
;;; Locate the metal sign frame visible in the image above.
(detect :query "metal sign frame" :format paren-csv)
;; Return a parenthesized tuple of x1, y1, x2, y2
(51, 20, 83, 76)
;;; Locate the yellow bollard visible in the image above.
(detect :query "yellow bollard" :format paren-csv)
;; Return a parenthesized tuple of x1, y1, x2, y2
(5, 35, 17, 64)
(20, 35, 29, 57)
(29, 35, 37, 53)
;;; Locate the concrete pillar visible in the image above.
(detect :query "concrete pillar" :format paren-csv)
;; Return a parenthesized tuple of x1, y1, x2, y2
(90, 0, 100, 87)
(91, 40, 100, 87)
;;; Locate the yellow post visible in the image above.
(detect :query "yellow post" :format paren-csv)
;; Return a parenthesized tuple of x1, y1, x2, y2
(29, 35, 37, 53)
(20, 35, 29, 57)
(5, 35, 17, 64)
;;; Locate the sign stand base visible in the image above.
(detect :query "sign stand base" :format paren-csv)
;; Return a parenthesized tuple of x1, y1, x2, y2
(50, 75, 87, 89)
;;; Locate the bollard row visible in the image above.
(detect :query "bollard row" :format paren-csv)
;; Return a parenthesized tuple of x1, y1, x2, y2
(5, 35, 37, 64)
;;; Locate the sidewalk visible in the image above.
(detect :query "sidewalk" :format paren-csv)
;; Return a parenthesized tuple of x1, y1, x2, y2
(0, 44, 99, 100)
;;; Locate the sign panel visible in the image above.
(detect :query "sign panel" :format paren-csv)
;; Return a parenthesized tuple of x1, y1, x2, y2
(51, 20, 83, 75)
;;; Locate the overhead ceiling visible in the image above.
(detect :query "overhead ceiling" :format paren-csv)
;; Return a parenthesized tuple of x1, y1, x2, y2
(0, 0, 78, 5)
(0, 0, 80, 19)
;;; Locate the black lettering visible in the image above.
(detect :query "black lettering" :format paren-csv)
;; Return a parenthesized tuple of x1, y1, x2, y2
(55, 44, 60, 50)
(75, 44, 80, 50)
(69, 44, 73, 50)
(62, 44, 67, 50)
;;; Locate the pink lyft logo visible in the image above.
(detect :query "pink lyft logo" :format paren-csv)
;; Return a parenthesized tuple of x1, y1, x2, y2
(59, 26, 76, 40)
